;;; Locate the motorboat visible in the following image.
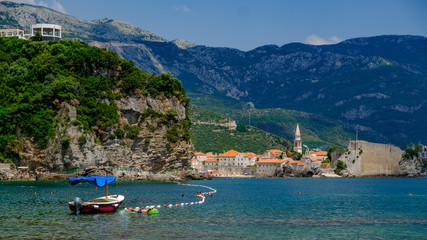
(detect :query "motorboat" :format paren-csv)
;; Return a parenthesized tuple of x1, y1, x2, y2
(68, 176, 124, 214)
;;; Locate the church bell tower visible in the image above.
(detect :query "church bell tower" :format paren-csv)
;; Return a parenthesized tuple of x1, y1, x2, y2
(294, 123, 302, 154)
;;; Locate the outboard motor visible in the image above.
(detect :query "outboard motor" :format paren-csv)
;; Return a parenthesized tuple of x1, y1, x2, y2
(74, 197, 82, 215)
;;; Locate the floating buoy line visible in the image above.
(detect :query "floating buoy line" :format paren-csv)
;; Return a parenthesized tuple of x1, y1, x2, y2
(125, 182, 217, 212)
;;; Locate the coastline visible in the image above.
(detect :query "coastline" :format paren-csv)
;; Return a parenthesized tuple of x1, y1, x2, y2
(3, 171, 424, 182)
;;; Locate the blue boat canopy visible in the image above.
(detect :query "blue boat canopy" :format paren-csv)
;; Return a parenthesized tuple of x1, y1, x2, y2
(69, 176, 117, 187)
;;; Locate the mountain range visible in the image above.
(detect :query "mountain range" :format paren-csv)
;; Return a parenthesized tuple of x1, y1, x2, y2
(1, 1, 426, 147)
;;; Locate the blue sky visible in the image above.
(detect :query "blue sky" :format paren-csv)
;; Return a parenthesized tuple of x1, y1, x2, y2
(6, 0, 427, 50)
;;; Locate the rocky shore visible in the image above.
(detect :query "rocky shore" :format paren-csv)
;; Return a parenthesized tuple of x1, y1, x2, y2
(0, 166, 212, 181)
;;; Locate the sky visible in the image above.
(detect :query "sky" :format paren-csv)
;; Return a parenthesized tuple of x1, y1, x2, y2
(4, 0, 427, 51)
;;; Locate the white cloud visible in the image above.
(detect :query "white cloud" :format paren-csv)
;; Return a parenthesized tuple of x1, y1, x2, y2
(173, 5, 190, 12)
(51, 0, 66, 13)
(305, 34, 341, 45)
(0, 0, 65, 13)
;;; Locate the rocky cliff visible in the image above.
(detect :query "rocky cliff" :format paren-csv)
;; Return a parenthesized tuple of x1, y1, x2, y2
(38, 95, 193, 172)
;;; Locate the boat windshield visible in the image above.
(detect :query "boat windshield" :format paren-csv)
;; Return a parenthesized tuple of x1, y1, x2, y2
(68, 176, 117, 187)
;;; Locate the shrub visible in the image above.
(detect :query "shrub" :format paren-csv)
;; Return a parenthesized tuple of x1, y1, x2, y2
(126, 125, 140, 139)
(166, 109, 178, 121)
(71, 120, 82, 126)
(115, 128, 125, 138)
(321, 158, 331, 164)
(144, 138, 151, 144)
(337, 160, 347, 170)
(166, 126, 179, 143)
(78, 135, 87, 145)
(61, 135, 71, 148)
(236, 123, 247, 132)
(404, 147, 419, 159)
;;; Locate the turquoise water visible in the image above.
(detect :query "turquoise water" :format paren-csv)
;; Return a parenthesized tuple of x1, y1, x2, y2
(1, 178, 427, 239)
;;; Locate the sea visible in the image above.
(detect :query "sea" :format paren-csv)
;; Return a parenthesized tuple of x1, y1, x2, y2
(1, 177, 427, 239)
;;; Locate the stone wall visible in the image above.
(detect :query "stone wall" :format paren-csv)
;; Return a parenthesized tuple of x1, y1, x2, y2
(339, 141, 403, 176)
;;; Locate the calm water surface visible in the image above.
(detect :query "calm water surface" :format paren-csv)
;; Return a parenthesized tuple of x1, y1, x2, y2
(1, 178, 427, 239)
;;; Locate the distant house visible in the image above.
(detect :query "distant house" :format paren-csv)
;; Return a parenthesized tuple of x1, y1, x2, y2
(262, 149, 284, 159)
(287, 160, 300, 171)
(31, 23, 62, 40)
(218, 150, 240, 166)
(256, 156, 287, 176)
(297, 161, 306, 171)
(242, 152, 257, 166)
(204, 158, 218, 167)
(194, 152, 208, 161)
(1, 24, 62, 41)
(309, 151, 328, 161)
(190, 157, 202, 171)
(205, 152, 217, 159)
(0, 28, 25, 39)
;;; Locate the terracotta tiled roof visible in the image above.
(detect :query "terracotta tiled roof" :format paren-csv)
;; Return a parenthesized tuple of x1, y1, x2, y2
(316, 151, 328, 156)
(219, 150, 240, 157)
(359, 140, 368, 143)
(269, 149, 283, 157)
(205, 158, 218, 162)
(242, 152, 256, 158)
(194, 152, 205, 155)
(258, 158, 287, 164)
(309, 156, 317, 162)
(298, 162, 306, 166)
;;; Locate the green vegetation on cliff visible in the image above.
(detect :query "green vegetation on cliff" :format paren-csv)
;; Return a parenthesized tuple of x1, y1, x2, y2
(0, 37, 188, 164)
(190, 105, 291, 154)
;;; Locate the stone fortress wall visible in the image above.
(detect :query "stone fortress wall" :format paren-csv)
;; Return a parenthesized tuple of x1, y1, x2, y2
(340, 141, 402, 176)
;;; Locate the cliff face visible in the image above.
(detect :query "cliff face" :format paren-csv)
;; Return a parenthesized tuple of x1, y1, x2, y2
(35, 95, 193, 172)
(337, 141, 420, 177)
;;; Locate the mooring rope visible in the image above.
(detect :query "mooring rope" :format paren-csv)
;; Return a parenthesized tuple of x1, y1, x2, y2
(128, 182, 217, 210)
